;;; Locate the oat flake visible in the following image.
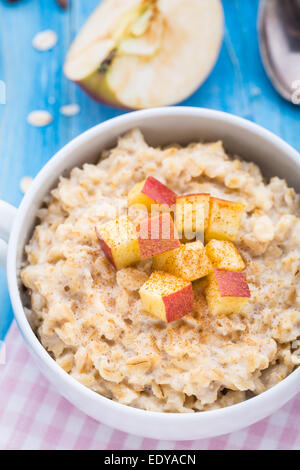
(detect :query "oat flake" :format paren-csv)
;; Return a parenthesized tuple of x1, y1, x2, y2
(27, 110, 53, 127)
(20, 177, 33, 194)
(59, 104, 80, 117)
(32, 30, 58, 51)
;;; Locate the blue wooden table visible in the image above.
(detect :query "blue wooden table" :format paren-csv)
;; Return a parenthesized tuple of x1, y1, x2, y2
(0, 0, 299, 340)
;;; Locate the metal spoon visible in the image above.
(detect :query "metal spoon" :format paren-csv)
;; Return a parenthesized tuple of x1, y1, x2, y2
(258, 0, 300, 104)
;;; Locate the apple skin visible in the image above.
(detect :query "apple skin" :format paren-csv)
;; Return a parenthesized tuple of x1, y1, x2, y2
(206, 268, 250, 316)
(163, 283, 194, 322)
(139, 271, 194, 322)
(137, 213, 180, 259)
(142, 177, 177, 208)
(95, 228, 117, 269)
(214, 269, 250, 297)
(78, 78, 131, 110)
(128, 177, 177, 212)
(76, 70, 130, 110)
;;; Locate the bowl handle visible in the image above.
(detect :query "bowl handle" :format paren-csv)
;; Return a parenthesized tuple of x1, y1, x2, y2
(0, 201, 17, 270)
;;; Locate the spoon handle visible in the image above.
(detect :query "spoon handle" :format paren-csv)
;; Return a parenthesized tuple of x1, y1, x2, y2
(285, 0, 300, 18)
(295, 0, 300, 12)
(282, 0, 300, 39)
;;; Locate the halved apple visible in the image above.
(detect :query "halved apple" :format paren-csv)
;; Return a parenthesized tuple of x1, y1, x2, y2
(128, 177, 177, 212)
(206, 269, 250, 316)
(139, 271, 194, 322)
(64, 0, 224, 109)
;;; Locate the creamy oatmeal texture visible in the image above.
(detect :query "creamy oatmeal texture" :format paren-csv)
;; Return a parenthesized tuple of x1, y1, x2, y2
(21, 129, 300, 412)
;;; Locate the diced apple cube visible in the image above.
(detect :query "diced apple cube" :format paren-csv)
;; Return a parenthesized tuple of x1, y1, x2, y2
(205, 197, 245, 242)
(137, 213, 180, 259)
(205, 239, 245, 271)
(175, 193, 210, 242)
(128, 177, 177, 212)
(153, 240, 212, 281)
(96, 216, 140, 269)
(139, 271, 194, 322)
(206, 269, 250, 316)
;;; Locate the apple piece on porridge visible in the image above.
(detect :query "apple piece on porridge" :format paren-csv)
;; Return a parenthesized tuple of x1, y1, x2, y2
(205, 239, 245, 271)
(205, 197, 245, 243)
(206, 269, 250, 316)
(152, 240, 212, 281)
(96, 215, 140, 269)
(139, 271, 194, 322)
(128, 176, 177, 212)
(175, 193, 210, 242)
(137, 212, 180, 259)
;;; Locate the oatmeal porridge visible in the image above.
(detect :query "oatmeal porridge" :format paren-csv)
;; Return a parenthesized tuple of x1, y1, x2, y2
(21, 128, 300, 412)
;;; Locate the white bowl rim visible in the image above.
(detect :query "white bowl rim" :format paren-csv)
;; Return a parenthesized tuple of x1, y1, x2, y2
(7, 106, 300, 423)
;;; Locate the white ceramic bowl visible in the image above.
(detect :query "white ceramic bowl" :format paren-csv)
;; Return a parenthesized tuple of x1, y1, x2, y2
(1, 107, 300, 441)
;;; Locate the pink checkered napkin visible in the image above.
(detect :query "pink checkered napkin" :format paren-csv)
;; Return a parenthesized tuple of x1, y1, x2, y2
(1, 323, 300, 450)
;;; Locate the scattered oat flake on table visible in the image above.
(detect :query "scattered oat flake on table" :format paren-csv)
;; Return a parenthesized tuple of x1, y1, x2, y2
(32, 30, 58, 51)
(250, 86, 262, 97)
(27, 110, 53, 127)
(59, 104, 80, 117)
(20, 177, 33, 194)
